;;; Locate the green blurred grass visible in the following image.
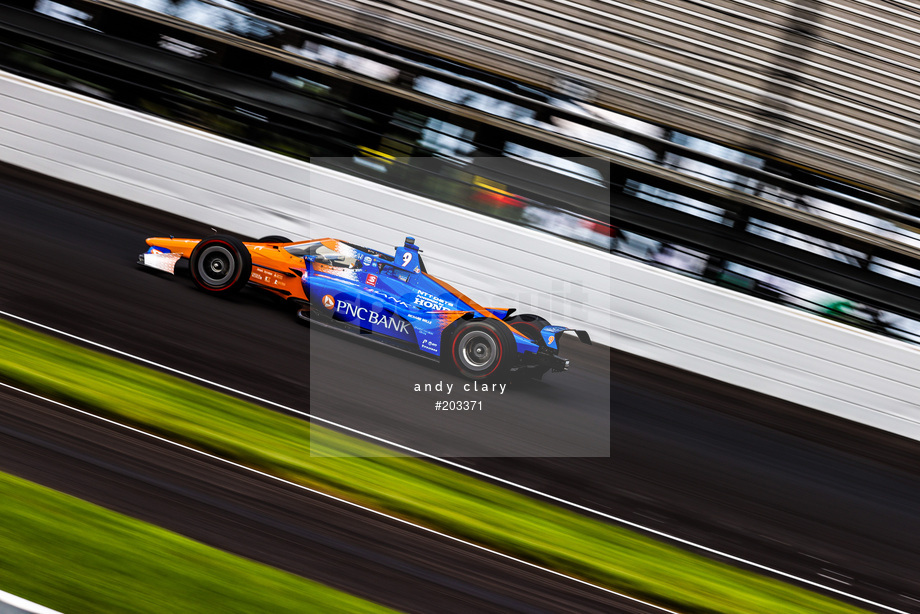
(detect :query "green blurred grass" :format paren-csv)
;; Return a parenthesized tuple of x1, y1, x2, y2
(0, 471, 397, 614)
(0, 318, 870, 613)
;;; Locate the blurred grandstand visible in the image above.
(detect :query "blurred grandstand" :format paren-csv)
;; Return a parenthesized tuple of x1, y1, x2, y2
(3, 0, 920, 343)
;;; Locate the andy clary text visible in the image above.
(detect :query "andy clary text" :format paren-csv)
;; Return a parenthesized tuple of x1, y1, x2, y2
(413, 381, 507, 395)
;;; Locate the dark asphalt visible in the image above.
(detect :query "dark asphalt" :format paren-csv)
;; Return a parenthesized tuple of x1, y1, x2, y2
(2, 162, 920, 612)
(0, 386, 654, 614)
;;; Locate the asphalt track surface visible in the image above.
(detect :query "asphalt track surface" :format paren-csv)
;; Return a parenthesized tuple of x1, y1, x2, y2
(2, 162, 920, 612)
(0, 385, 659, 614)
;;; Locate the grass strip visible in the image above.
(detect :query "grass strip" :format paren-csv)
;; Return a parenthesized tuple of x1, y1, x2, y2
(0, 318, 869, 614)
(0, 471, 398, 614)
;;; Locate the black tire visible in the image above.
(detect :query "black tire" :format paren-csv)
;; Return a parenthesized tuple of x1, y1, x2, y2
(189, 235, 252, 294)
(257, 235, 292, 243)
(448, 319, 515, 380)
(505, 314, 550, 344)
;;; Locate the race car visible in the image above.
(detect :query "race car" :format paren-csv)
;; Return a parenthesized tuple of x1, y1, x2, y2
(139, 234, 590, 380)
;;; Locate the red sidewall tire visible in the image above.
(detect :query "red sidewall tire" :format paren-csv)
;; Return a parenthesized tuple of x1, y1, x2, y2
(189, 235, 252, 294)
(449, 320, 514, 380)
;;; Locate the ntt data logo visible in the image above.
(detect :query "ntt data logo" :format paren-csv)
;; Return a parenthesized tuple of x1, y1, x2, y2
(322, 294, 335, 309)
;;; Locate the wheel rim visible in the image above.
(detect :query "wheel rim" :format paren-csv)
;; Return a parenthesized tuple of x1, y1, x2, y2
(197, 245, 236, 287)
(458, 330, 498, 372)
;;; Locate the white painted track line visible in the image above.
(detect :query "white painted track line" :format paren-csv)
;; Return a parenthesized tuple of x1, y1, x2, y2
(0, 379, 679, 614)
(0, 310, 909, 613)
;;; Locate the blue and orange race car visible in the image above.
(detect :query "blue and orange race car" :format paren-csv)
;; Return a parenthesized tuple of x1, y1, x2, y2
(140, 234, 590, 380)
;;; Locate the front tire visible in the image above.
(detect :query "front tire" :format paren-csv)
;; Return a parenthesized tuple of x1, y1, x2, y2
(449, 320, 515, 380)
(189, 235, 251, 294)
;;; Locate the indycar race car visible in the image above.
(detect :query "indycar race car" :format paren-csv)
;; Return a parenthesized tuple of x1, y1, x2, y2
(139, 234, 590, 380)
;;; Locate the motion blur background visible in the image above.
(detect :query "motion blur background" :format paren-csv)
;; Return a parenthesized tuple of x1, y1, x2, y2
(4, 0, 920, 345)
(3, 2, 920, 613)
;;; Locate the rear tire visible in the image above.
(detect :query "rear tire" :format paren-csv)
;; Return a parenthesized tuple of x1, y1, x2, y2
(189, 235, 251, 294)
(258, 235, 292, 243)
(449, 320, 515, 380)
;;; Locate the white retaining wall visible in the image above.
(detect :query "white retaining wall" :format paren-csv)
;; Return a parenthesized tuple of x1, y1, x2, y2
(2, 70, 919, 439)
(0, 591, 61, 614)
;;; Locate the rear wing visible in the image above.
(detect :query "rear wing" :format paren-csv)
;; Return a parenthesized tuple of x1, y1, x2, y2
(540, 325, 592, 349)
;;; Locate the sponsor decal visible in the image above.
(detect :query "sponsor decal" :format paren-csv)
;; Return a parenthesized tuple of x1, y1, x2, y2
(404, 313, 433, 324)
(363, 256, 372, 266)
(322, 294, 335, 310)
(366, 274, 378, 287)
(251, 266, 287, 287)
(413, 290, 455, 310)
(336, 300, 410, 334)
(366, 288, 414, 309)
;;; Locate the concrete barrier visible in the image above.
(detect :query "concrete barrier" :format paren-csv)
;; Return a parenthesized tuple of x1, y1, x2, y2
(2, 69, 919, 439)
(0, 69, 613, 344)
(0, 591, 61, 614)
